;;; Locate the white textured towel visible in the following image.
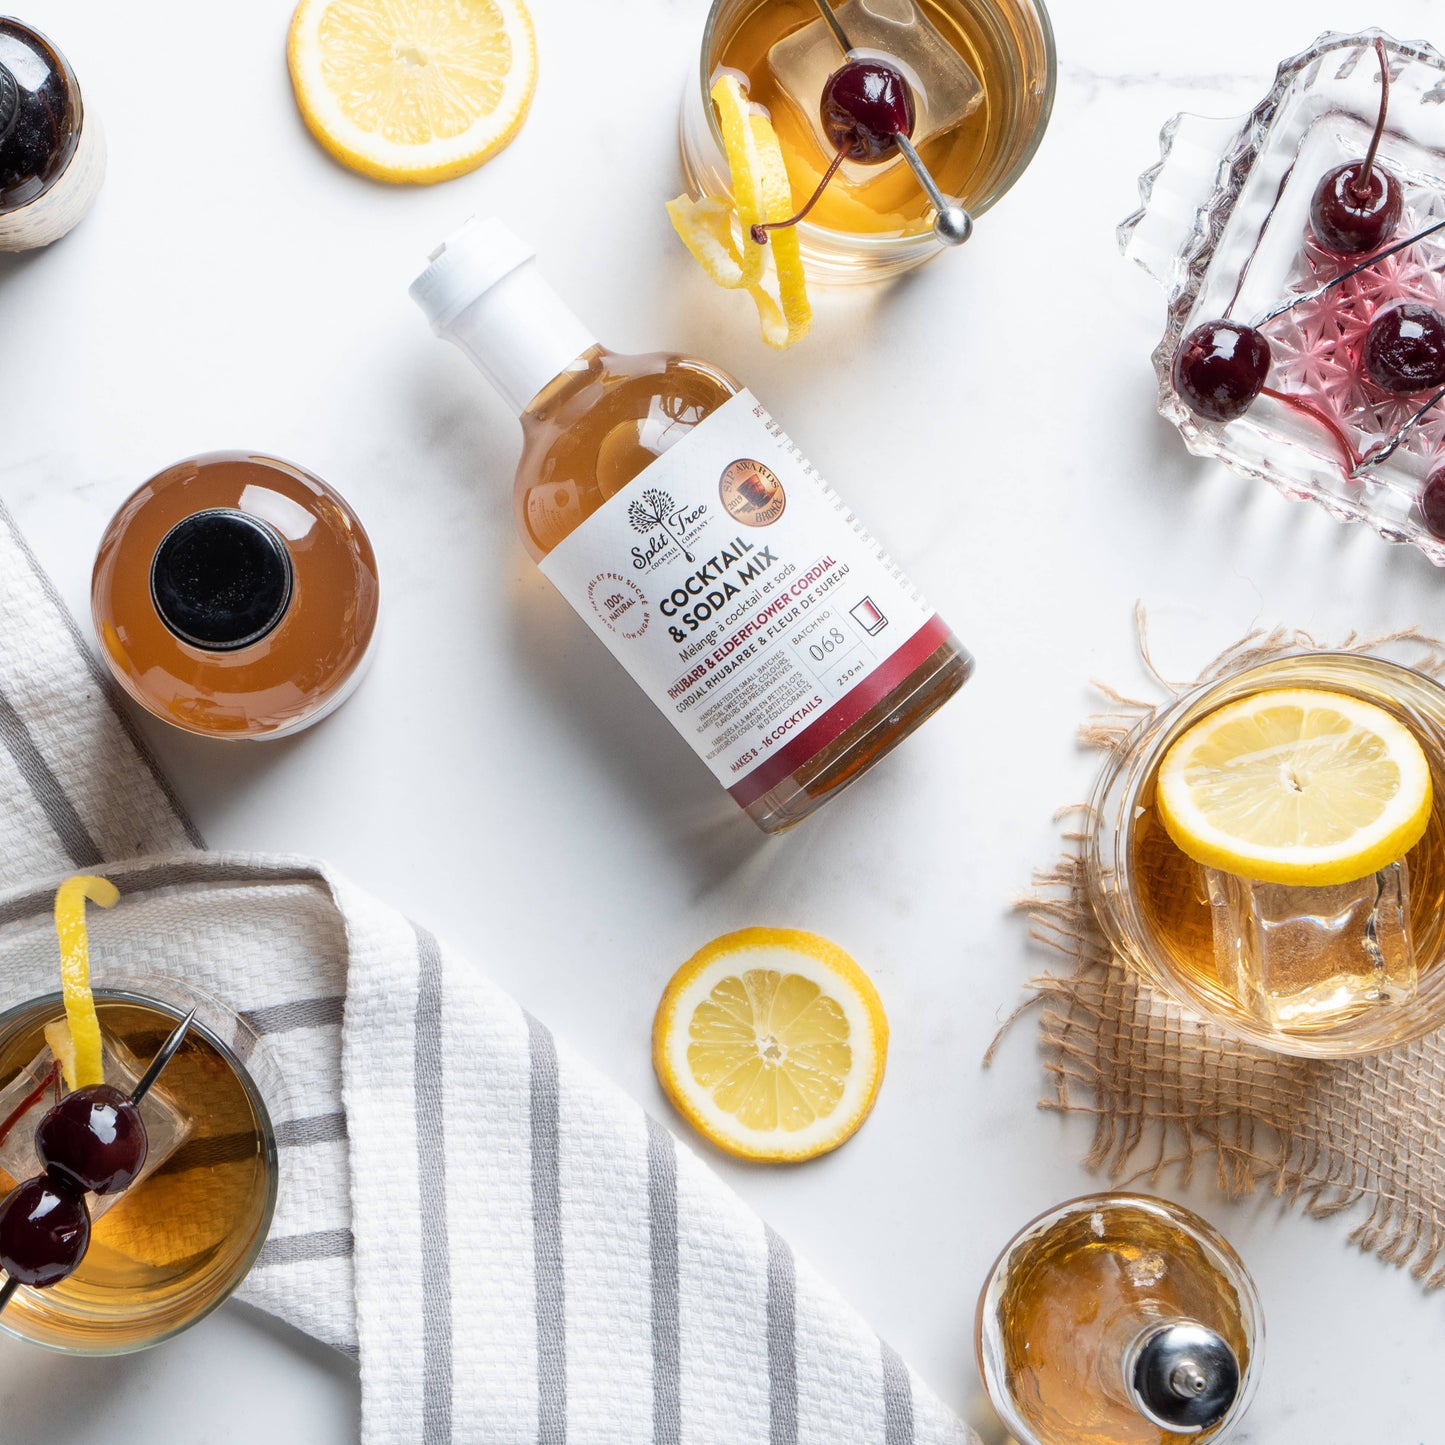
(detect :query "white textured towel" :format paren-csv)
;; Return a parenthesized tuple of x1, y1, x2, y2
(0, 500, 976, 1445)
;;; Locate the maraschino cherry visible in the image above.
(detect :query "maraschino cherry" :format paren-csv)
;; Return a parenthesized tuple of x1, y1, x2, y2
(1310, 38, 1402, 255)
(1419, 467, 1445, 537)
(751, 57, 915, 244)
(0, 1174, 91, 1288)
(1363, 303, 1445, 394)
(1172, 320, 1272, 422)
(35, 1084, 148, 1195)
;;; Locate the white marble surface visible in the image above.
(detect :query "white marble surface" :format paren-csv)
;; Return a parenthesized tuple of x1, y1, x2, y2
(1, 0, 1442, 1439)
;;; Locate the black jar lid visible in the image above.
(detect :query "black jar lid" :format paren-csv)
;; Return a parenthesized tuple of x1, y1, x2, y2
(150, 509, 293, 651)
(0, 64, 18, 144)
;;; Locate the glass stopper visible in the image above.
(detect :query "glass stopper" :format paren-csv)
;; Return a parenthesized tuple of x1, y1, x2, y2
(1130, 1320, 1241, 1433)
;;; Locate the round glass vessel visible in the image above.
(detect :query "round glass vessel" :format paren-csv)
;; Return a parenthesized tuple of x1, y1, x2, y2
(92, 452, 380, 739)
(976, 1194, 1263, 1445)
(0, 987, 280, 1354)
(0, 19, 105, 250)
(679, 0, 1055, 282)
(1086, 652, 1445, 1057)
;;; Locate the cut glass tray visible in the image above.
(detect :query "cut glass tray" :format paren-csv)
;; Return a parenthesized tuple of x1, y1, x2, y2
(1120, 29, 1445, 565)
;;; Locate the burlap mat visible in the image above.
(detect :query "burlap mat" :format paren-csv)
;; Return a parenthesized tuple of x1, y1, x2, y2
(1018, 612, 1445, 1287)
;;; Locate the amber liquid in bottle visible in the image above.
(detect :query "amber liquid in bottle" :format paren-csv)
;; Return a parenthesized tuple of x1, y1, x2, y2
(0, 999, 275, 1351)
(514, 344, 972, 832)
(92, 452, 380, 739)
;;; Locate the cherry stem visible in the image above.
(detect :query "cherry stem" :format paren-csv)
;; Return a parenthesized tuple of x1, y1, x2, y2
(1262, 386, 1361, 471)
(1352, 37, 1391, 203)
(0, 1275, 18, 1316)
(0, 1062, 60, 1154)
(751, 145, 849, 245)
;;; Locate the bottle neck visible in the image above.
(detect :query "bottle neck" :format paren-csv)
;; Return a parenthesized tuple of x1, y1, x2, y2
(438, 258, 598, 415)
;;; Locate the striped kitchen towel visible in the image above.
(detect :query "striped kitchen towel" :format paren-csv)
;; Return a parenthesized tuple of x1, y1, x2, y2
(0, 499, 975, 1445)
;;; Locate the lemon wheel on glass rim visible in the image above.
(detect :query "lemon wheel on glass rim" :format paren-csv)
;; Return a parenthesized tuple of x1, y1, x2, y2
(652, 928, 888, 1163)
(287, 0, 537, 184)
(1156, 687, 1434, 886)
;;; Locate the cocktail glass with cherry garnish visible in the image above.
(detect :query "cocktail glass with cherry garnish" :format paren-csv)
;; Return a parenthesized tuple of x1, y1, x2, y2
(679, 0, 1055, 281)
(0, 984, 278, 1353)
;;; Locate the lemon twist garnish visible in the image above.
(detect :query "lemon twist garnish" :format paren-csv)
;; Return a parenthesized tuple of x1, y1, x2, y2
(287, 0, 537, 184)
(53, 875, 119, 1089)
(1157, 688, 1434, 886)
(652, 927, 887, 1162)
(668, 76, 812, 350)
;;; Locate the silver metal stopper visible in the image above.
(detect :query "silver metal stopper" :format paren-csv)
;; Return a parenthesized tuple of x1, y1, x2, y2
(1130, 1322, 1240, 1434)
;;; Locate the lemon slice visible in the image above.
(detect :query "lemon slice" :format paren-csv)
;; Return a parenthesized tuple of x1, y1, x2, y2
(1157, 688, 1433, 886)
(53, 875, 120, 1089)
(287, 0, 537, 184)
(667, 75, 812, 350)
(653, 928, 887, 1162)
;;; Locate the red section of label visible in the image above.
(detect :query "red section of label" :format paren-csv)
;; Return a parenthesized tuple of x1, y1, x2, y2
(726, 613, 951, 808)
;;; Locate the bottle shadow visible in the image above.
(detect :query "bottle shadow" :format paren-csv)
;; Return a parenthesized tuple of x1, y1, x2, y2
(506, 575, 769, 881)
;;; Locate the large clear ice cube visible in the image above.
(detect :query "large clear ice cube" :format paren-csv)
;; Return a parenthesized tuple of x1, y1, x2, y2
(767, 0, 983, 184)
(1206, 860, 1418, 1030)
(0, 1033, 191, 1221)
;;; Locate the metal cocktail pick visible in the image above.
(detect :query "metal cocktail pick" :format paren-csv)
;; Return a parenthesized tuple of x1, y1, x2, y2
(811, 0, 973, 245)
(0, 1007, 197, 1316)
(130, 1008, 196, 1105)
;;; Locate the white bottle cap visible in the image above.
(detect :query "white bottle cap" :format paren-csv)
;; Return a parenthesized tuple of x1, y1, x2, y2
(410, 217, 598, 414)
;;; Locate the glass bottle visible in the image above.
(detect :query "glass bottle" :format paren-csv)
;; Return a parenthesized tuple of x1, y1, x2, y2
(91, 452, 380, 739)
(976, 1194, 1263, 1445)
(0, 19, 105, 251)
(411, 217, 973, 833)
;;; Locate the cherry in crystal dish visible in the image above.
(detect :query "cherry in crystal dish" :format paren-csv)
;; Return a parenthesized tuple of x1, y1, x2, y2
(1120, 29, 1445, 565)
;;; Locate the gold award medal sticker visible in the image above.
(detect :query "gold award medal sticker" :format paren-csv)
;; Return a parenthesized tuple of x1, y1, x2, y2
(719, 459, 786, 527)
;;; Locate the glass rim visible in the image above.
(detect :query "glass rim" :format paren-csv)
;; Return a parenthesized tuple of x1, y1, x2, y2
(975, 1192, 1264, 1445)
(0, 986, 280, 1356)
(695, 0, 1059, 248)
(1086, 650, 1445, 1057)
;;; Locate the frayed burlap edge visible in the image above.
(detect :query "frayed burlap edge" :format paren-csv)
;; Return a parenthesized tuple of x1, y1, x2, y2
(1012, 607, 1445, 1287)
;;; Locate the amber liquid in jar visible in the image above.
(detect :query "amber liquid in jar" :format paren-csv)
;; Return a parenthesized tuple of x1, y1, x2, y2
(516, 344, 972, 832)
(709, 0, 1051, 234)
(978, 1198, 1257, 1445)
(92, 452, 380, 739)
(1130, 709, 1445, 1017)
(0, 998, 276, 1352)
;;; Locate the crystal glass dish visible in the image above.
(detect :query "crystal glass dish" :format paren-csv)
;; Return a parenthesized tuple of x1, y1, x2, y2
(1120, 29, 1445, 565)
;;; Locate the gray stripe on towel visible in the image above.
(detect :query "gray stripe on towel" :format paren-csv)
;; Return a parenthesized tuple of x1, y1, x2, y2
(882, 1342, 915, 1445)
(0, 497, 204, 849)
(0, 859, 322, 929)
(413, 925, 453, 1443)
(646, 1116, 681, 1445)
(255, 1227, 354, 1268)
(0, 686, 103, 867)
(766, 1228, 798, 1445)
(528, 1012, 567, 1444)
(276, 1111, 348, 1148)
(243, 995, 346, 1036)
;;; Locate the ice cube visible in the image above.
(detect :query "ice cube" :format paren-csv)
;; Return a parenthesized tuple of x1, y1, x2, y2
(0, 1033, 191, 1221)
(767, 0, 983, 186)
(1206, 860, 1418, 1030)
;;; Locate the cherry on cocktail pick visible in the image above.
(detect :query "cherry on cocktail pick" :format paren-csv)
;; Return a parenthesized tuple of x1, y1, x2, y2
(0, 1008, 196, 1312)
(749, 0, 972, 247)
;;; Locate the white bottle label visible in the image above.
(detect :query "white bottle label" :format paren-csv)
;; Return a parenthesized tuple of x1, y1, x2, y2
(539, 391, 949, 807)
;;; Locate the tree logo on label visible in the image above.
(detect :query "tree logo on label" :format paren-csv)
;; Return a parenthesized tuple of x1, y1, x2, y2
(628, 488, 696, 564)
